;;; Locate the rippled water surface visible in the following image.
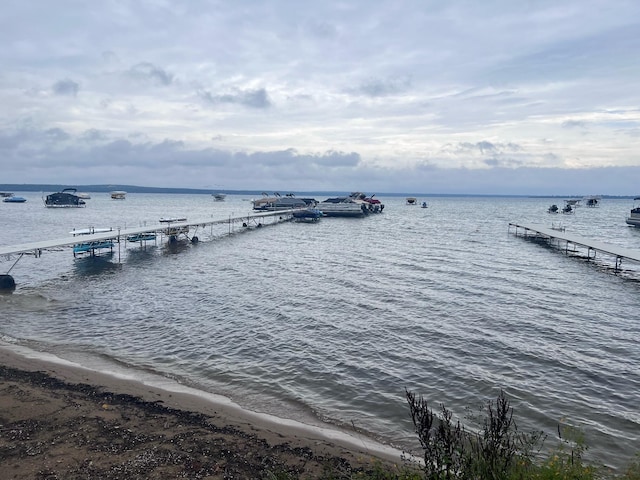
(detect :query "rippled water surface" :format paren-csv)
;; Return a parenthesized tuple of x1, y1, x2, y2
(1, 192, 639, 469)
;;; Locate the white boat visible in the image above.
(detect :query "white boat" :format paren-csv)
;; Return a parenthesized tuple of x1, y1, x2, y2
(252, 193, 310, 211)
(212, 193, 227, 201)
(406, 197, 417, 205)
(317, 196, 366, 217)
(110, 191, 126, 199)
(76, 192, 91, 199)
(626, 197, 640, 227)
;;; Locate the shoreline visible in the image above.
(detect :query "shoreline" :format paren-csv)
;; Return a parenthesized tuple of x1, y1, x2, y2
(0, 344, 410, 478)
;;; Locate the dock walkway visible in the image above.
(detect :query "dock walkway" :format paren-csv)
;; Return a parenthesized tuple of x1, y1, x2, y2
(508, 222, 640, 271)
(0, 210, 294, 259)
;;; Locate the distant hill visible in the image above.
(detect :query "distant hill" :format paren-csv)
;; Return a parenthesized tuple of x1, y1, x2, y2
(0, 184, 634, 199)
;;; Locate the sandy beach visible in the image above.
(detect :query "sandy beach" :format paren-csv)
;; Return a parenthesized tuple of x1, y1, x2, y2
(0, 347, 409, 479)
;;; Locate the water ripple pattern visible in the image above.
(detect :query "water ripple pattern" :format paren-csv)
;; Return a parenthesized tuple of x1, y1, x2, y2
(0, 193, 638, 469)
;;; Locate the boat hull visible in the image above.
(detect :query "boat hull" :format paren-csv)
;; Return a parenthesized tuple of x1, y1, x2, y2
(317, 202, 365, 217)
(626, 216, 640, 227)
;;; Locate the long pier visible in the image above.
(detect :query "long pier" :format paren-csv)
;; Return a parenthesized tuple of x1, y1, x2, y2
(508, 222, 640, 272)
(0, 210, 296, 291)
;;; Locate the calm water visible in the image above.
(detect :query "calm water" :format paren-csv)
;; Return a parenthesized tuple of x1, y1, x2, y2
(1, 192, 639, 469)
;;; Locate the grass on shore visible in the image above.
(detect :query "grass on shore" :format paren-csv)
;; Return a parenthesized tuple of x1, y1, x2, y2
(272, 390, 639, 480)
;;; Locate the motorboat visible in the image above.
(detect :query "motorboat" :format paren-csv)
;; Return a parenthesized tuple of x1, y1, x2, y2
(421, 202, 428, 208)
(562, 202, 575, 214)
(406, 197, 417, 205)
(548, 204, 559, 214)
(626, 197, 640, 227)
(76, 192, 91, 200)
(110, 191, 126, 199)
(349, 192, 384, 213)
(0, 192, 14, 197)
(212, 193, 227, 201)
(44, 188, 86, 208)
(584, 195, 601, 207)
(252, 193, 312, 211)
(316, 198, 365, 217)
(3, 195, 26, 203)
(292, 207, 323, 222)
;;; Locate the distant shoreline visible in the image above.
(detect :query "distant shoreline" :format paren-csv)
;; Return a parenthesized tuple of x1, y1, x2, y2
(0, 184, 633, 199)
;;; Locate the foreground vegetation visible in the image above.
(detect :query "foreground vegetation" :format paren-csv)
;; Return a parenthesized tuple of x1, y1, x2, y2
(274, 390, 640, 479)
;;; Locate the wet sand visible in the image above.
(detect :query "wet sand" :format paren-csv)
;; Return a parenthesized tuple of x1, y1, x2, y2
(0, 347, 409, 479)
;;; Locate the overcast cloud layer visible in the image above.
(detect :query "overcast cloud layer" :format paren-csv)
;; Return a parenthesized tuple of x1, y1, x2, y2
(1, 0, 639, 195)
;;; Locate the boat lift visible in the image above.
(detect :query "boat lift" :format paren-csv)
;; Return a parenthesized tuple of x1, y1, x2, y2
(0, 209, 298, 291)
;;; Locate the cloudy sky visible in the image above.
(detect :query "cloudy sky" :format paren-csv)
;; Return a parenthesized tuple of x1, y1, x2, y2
(1, 0, 639, 195)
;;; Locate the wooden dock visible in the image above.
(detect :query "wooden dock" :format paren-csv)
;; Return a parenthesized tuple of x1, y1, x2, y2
(508, 222, 640, 272)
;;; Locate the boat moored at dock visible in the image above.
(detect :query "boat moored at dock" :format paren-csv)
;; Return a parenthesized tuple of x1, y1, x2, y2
(292, 207, 323, 222)
(252, 193, 313, 211)
(318, 192, 384, 217)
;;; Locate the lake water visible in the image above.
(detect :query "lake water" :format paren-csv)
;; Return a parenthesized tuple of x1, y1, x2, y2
(1, 192, 638, 470)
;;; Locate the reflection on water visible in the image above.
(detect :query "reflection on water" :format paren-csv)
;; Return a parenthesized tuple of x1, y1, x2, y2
(72, 254, 121, 277)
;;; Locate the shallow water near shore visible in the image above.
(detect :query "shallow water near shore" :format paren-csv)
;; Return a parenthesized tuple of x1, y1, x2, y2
(1, 192, 639, 470)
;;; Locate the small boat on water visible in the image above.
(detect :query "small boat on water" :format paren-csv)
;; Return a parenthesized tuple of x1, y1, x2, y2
(625, 197, 640, 227)
(44, 188, 86, 208)
(76, 192, 91, 200)
(421, 201, 428, 208)
(3, 195, 26, 203)
(212, 193, 227, 201)
(406, 197, 417, 205)
(0, 192, 14, 197)
(548, 204, 559, 214)
(562, 201, 575, 214)
(110, 191, 126, 200)
(584, 195, 601, 207)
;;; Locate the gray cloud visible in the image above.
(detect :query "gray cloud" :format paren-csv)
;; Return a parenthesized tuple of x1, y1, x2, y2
(562, 120, 587, 129)
(52, 79, 79, 97)
(1, 1, 639, 193)
(355, 77, 411, 97)
(128, 62, 173, 86)
(198, 88, 272, 109)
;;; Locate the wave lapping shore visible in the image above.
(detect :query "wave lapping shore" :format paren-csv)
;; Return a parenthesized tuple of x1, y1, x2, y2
(0, 348, 405, 479)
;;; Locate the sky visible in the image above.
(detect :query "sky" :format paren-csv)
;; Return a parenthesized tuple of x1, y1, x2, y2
(1, 0, 639, 195)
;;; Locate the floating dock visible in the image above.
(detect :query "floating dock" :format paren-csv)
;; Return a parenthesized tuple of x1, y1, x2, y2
(508, 222, 640, 272)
